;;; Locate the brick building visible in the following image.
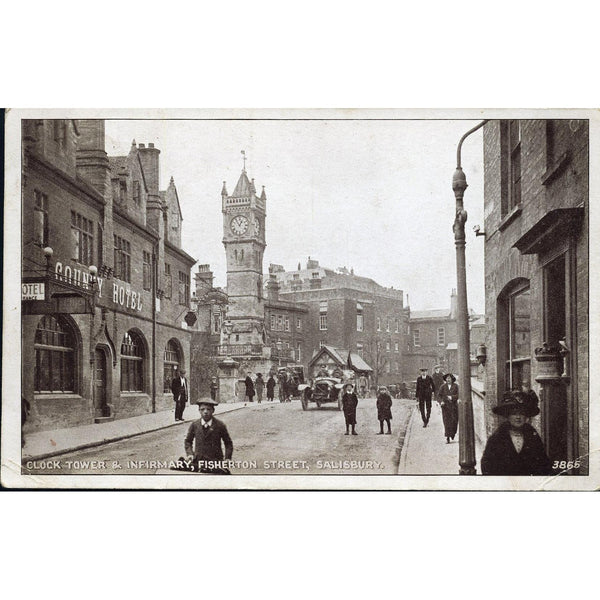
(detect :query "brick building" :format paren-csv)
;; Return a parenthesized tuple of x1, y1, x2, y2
(21, 119, 195, 433)
(403, 290, 484, 382)
(272, 259, 405, 387)
(482, 118, 588, 473)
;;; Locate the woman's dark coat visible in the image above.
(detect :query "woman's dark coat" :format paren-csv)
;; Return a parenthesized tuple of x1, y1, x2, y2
(481, 422, 553, 475)
(245, 376, 255, 399)
(376, 392, 393, 421)
(438, 382, 459, 439)
(341, 392, 358, 425)
(266, 376, 276, 397)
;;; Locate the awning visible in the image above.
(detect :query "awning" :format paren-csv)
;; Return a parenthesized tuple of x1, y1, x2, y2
(348, 353, 373, 373)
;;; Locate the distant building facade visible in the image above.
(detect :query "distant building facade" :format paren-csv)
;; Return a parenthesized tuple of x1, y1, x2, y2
(21, 119, 195, 433)
(482, 118, 588, 473)
(272, 259, 405, 387)
(404, 290, 485, 383)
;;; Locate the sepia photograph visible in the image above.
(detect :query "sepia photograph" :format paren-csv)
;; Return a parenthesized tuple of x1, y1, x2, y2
(2, 108, 596, 490)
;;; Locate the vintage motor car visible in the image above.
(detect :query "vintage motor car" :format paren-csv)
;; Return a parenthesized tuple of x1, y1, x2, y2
(298, 377, 345, 411)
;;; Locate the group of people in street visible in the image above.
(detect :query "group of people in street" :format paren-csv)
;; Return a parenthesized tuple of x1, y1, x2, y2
(415, 365, 458, 443)
(414, 364, 553, 475)
(339, 382, 394, 436)
(169, 361, 554, 477)
(244, 371, 297, 403)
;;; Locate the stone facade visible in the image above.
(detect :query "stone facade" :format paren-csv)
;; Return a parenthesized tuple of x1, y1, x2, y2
(482, 118, 588, 473)
(22, 119, 195, 433)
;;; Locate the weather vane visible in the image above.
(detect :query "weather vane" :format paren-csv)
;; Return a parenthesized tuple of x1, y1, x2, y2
(241, 149, 246, 171)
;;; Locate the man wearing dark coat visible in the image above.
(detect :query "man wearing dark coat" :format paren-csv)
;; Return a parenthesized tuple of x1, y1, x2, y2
(185, 398, 233, 474)
(481, 390, 552, 476)
(432, 365, 445, 397)
(341, 383, 359, 435)
(210, 377, 218, 401)
(415, 367, 435, 427)
(266, 374, 276, 401)
(171, 368, 188, 421)
(245, 373, 255, 402)
(376, 386, 393, 434)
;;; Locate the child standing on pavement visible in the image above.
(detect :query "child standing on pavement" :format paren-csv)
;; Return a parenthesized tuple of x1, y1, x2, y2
(341, 383, 359, 435)
(376, 386, 393, 434)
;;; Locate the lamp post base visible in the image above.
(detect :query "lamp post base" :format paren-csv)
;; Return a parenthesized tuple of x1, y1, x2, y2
(459, 466, 477, 475)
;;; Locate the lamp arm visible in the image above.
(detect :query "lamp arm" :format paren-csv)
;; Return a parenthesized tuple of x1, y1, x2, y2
(456, 120, 489, 168)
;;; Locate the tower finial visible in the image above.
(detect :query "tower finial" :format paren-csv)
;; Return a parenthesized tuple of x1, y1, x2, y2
(241, 149, 247, 172)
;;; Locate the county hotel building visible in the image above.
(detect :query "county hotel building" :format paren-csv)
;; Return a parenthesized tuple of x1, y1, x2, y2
(21, 119, 196, 432)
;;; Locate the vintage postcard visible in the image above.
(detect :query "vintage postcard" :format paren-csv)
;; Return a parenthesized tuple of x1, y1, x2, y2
(2, 108, 598, 490)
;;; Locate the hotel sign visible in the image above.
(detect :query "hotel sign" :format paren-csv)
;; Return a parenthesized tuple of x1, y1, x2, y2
(22, 282, 46, 301)
(54, 261, 144, 312)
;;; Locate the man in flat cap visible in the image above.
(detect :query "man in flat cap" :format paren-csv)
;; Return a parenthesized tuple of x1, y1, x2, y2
(415, 367, 435, 427)
(185, 398, 233, 474)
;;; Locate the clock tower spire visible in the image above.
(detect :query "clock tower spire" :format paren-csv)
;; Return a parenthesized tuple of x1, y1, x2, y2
(222, 159, 267, 346)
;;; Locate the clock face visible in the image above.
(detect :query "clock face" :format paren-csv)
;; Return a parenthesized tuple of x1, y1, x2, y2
(252, 217, 260, 236)
(230, 215, 249, 235)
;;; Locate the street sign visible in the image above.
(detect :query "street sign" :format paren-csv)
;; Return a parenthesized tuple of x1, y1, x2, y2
(22, 282, 45, 301)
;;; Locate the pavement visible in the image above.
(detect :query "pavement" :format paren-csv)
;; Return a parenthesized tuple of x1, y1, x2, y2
(398, 400, 484, 475)
(22, 399, 278, 462)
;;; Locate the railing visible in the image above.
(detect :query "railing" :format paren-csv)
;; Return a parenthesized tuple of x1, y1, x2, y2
(271, 347, 296, 360)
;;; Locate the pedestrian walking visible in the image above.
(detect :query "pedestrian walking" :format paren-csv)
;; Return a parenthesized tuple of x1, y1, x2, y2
(171, 368, 188, 421)
(341, 383, 359, 435)
(357, 374, 368, 399)
(266, 374, 276, 401)
(255, 373, 265, 403)
(285, 374, 296, 402)
(245, 373, 255, 402)
(415, 367, 435, 427)
(185, 398, 233, 474)
(210, 377, 218, 402)
(432, 365, 445, 397)
(376, 386, 393, 434)
(438, 373, 459, 443)
(481, 390, 552, 476)
(278, 370, 287, 402)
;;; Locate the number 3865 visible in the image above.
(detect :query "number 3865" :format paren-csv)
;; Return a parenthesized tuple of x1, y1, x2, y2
(552, 460, 581, 470)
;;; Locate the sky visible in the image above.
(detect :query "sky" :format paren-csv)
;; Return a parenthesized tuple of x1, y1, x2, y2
(105, 117, 485, 313)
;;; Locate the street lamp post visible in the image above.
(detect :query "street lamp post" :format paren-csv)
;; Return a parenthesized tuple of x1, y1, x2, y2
(452, 119, 488, 475)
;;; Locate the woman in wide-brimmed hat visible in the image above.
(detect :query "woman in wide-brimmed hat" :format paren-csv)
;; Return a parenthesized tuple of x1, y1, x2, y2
(437, 373, 459, 443)
(481, 390, 552, 476)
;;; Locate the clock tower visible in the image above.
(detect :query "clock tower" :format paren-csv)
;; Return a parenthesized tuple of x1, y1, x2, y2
(221, 165, 267, 346)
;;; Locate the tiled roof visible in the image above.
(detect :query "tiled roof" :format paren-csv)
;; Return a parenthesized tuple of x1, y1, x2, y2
(108, 155, 128, 176)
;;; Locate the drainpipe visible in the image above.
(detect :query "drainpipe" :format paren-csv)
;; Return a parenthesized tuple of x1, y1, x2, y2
(151, 245, 157, 413)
